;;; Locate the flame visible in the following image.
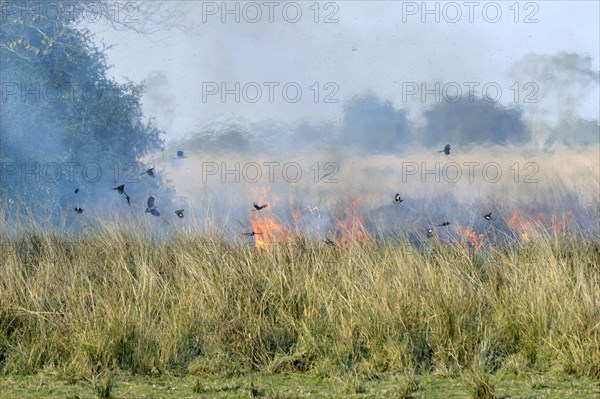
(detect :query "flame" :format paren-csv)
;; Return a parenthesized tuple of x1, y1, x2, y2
(292, 208, 301, 225)
(248, 186, 288, 249)
(507, 210, 574, 241)
(456, 226, 484, 251)
(334, 197, 371, 244)
(507, 211, 540, 231)
(507, 210, 543, 241)
(550, 213, 574, 238)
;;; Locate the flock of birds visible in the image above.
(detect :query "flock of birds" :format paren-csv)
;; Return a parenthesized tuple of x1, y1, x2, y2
(71, 150, 270, 236)
(70, 144, 497, 244)
(71, 153, 183, 218)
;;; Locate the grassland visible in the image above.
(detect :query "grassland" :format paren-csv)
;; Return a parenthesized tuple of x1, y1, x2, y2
(0, 223, 599, 398)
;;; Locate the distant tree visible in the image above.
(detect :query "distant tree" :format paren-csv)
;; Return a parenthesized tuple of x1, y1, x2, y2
(418, 93, 530, 147)
(508, 52, 600, 147)
(342, 93, 411, 153)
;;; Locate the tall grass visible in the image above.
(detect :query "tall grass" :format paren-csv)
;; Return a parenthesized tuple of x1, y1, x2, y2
(0, 219, 598, 380)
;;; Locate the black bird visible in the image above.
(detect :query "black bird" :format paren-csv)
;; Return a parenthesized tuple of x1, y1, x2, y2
(141, 168, 155, 178)
(176, 150, 186, 159)
(483, 212, 495, 221)
(252, 204, 268, 211)
(112, 184, 131, 206)
(145, 196, 160, 216)
(324, 238, 336, 247)
(174, 209, 184, 218)
(426, 228, 434, 238)
(74, 188, 79, 194)
(74, 207, 83, 214)
(438, 144, 451, 155)
(243, 232, 263, 236)
(437, 222, 451, 227)
(394, 193, 403, 204)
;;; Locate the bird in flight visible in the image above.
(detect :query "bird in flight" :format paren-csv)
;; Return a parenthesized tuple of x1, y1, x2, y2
(437, 222, 451, 227)
(145, 196, 160, 216)
(243, 232, 263, 236)
(174, 209, 184, 218)
(483, 212, 495, 221)
(438, 144, 451, 155)
(394, 193, 403, 204)
(112, 184, 131, 206)
(324, 238, 336, 247)
(74, 207, 83, 214)
(141, 168, 155, 178)
(176, 150, 186, 159)
(252, 204, 268, 211)
(74, 188, 79, 194)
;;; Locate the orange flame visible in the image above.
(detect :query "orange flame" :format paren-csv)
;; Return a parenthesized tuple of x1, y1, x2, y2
(334, 197, 371, 244)
(550, 213, 574, 238)
(249, 186, 288, 250)
(507, 211, 543, 242)
(456, 226, 484, 251)
(292, 208, 301, 225)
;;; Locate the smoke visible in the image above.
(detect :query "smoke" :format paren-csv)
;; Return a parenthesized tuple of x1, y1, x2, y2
(141, 71, 177, 131)
(1, 0, 598, 244)
(165, 100, 600, 239)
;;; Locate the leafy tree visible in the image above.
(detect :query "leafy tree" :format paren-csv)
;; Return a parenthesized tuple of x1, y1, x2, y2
(0, 1, 171, 221)
(418, 93, 530, 147)
(342, 93, 411, 153)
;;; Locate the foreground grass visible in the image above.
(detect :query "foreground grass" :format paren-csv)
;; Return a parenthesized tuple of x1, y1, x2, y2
(0, 224, 599, 396)
(2, 371, 600, 398)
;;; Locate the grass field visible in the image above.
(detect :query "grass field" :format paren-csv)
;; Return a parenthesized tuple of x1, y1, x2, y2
(0, 220, 599, 398)
(2, 371, 600, 398)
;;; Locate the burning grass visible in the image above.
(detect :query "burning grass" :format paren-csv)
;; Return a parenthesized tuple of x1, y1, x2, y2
(0, 220, 598, 383)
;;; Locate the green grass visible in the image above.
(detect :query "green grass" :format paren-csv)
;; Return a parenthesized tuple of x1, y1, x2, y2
(1, 371, 599, 398)
(0, 220, 599, 397)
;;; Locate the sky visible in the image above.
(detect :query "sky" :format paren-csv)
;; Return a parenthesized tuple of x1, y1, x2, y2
(86, 0, 599, 138)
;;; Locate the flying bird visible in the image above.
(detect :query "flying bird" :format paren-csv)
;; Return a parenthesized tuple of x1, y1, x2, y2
(145, 196, 160, 216)
(174, 209, 184, 218)
(437, 222, 451, 227)
(112, 184, 131, 206)
(243, 232, 263, 236)
(74, 207, 83, 214)
(176, 150, 186, 159)
(394, 193, 403, 204)
(324, 238, 336, 247)
(141, 168, 155, 178)
(252, 204, 268, 211)
(74, 188, 79, 194)
(483, 212, 495, 221)
(438, 144, 451, 155)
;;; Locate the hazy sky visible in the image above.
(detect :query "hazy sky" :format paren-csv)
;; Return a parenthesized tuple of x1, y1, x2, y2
(86, 1, 600, 138)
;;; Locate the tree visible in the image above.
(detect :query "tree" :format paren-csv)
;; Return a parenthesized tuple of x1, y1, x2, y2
(342, 93, 411, 153)
(0, 1, 173, 221)
(418, 93, 530, 147)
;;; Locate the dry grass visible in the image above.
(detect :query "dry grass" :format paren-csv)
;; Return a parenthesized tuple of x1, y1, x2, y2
(0, 218, 598, 383)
